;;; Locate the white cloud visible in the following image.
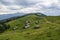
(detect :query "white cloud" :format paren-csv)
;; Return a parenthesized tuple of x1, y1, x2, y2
(0, 0, 60, 16)
(7, 5, 23, 10)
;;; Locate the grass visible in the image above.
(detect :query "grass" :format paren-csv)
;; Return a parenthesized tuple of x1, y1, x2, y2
(0, 14, 60, 40)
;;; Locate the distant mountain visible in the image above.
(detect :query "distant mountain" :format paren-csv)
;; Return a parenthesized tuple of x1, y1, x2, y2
(0, 13, 25, 20)
(0, 13, 46, 20)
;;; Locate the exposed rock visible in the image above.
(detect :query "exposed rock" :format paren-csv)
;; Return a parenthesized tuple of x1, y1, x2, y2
(34, 25, 40, 29)
(24, 21, 30, 29)
(12, 27, 18, 30)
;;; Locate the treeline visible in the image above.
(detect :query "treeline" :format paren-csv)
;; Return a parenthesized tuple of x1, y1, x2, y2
(0, 14, 30, 23)
(0, 23, 10, 33)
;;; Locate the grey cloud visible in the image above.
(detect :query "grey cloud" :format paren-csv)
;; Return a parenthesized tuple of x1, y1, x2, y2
(0, 0, 60, 16)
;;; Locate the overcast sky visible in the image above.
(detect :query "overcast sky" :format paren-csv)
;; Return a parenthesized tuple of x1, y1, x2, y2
(0, 0, 60, 16)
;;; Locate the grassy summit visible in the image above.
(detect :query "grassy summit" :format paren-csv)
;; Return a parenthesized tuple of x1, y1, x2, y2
(0, 13, 60, 40)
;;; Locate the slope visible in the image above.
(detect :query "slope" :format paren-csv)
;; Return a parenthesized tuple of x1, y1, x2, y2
(0, 13, 60, 40)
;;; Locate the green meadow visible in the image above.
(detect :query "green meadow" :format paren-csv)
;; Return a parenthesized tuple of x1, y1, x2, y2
(0, 13, 60, 40)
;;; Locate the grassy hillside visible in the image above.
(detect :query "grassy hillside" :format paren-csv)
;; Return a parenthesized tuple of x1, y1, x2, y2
(0, 14, 60, 40)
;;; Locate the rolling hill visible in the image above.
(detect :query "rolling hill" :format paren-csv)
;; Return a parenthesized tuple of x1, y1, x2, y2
(0, 13, 60, 40)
